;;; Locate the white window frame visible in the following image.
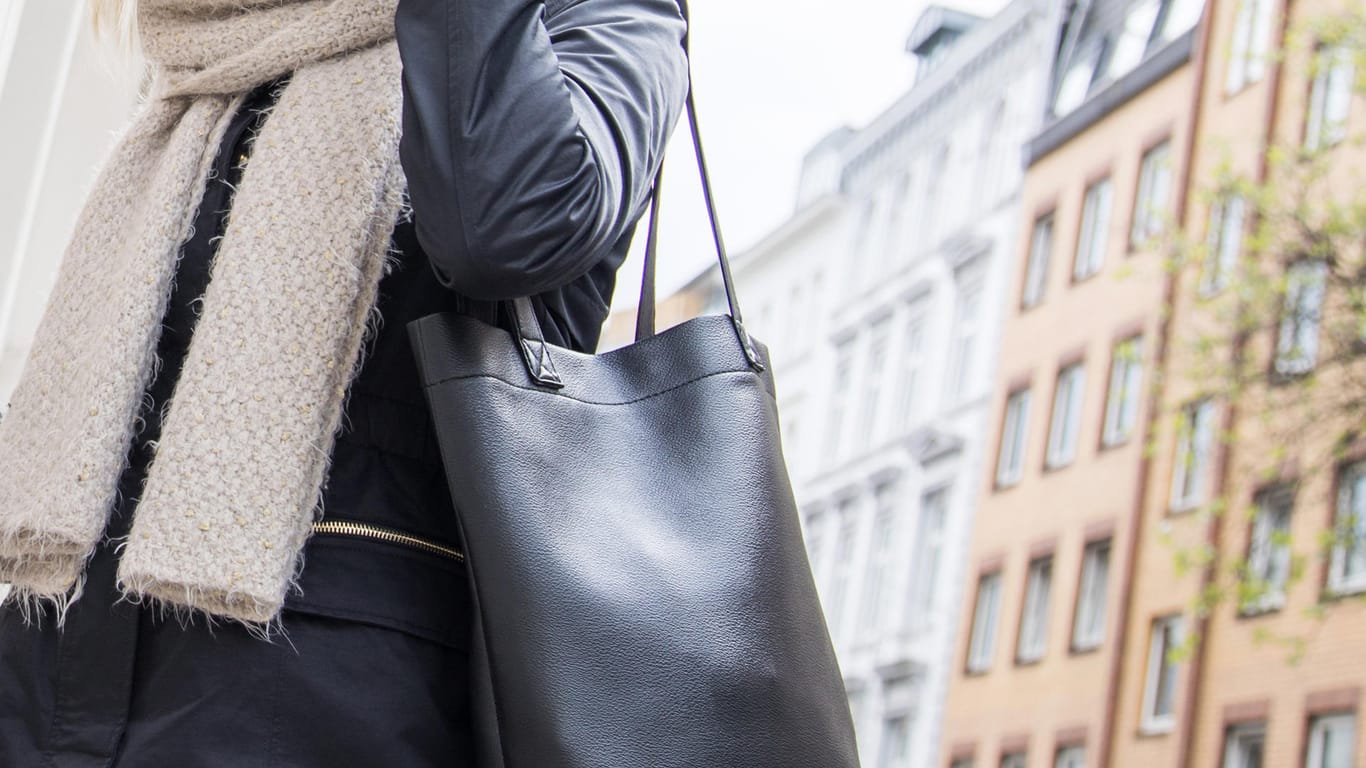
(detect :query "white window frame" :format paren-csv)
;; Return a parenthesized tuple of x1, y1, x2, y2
(1226, 0, 1275, 94)
(967, 572, 1003, 673)
(827, 498, 861, 637)
(1141, 614, 1185, 733)
(1107, 0, 1161, 81)
(1200, 194, 1247, 296)
(1072, 538, 1112, 651)
(906, 486, 949, 634)
(857, 319, 893, 447)
(948, 281, 985, 404)
(1046, 363, 1087, 469)
(1222, 722, 1266, 768)
(1330, 460, 1366, 595)
(1055, 44, 1101, 116)
(1074, 177, 1114, 281)
(1102, 335, 1145, 447)
(1016, 555, 1054, 664)
(1305, 44, 1355, 152)
(828, 340, 857, 457)
(1054, 745, 1086, 768)
(896, 307, 928, 429)
(1306, 712, 1357, 768)
(997, 388, 1033, 487)
(1170, 398, 1217, 512)
(1023, 212, 1055, 309)
(1243, 487, 1293, 614)
(1131, 141, 1173, 247)
(1275, 260, 1328, 377)
(1160, 0, 1207, 41)
(803, 510, 829, 582)
(859, 483, 899, 634)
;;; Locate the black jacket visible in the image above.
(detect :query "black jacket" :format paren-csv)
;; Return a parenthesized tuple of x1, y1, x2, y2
(0, 2, 688, 765)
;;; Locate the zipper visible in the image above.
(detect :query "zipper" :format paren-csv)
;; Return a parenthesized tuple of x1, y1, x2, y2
(312, 519, 466, 563)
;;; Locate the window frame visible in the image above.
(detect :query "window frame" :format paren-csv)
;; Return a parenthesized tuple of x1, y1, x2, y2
(1053, 745, 1086, 768)
(1073, 177, 1114, 282)
(1241, 485, 1294, 615)
(966, 571, 1004, 674)
(1329, 460, 1366, 596)
(1305, 712, 1357, 768)
(1200, 194, 1247, 297)
(858, 482, 900, 634)
(1072, 538, 1113, 652)
(1225, 0, 1275, 94)
(1022, 211, 1056, 310)
(1304, 43, 1355, 152)
(1101, 334, 1146, 448)
(1045, 362, 1088, 470)
(1016, 554, 1055, 664)
(1130, 140, 1173, 248)
(1140, 613, 1185, 733)
(1222, 721, 1266, 768)
(1170, 398, 1217, 513)
(906, 485, 950, 634)
(996, 387, 1033, 488)
(1274, 259, 1329, 378)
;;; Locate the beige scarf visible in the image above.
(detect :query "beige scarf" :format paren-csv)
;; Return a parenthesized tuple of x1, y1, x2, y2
(0, 0, 407, 629)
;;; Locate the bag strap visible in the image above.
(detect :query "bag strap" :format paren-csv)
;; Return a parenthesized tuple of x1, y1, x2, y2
(510, 0, 762, 388)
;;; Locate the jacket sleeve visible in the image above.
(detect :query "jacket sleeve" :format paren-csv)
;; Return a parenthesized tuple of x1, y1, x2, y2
(395, 0, 689, 301)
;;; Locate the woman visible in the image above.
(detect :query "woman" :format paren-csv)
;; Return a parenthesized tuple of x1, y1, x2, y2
(0, 0, 687, 764)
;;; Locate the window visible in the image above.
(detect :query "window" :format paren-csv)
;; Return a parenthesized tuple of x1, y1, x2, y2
(967, 572, 1003, 673)
(1102, 336, 1145, 447)
(1072, 539, 1112, 651)
(1074, 177, 1114, 281)
(1046, 363, 1087, 469)
(1243, 486, 1293, 614)
(827, 499, 860, 636)
(877, 714, 912, 768)
(1016, 556, 1054, 663)
(1159, 0, 1207, 41)
(1306, 713, 1357, 768)
(858, 320, 893, 445)
(1023, 213, 1055, 309)
(1000, 753, 1027, 768)
(1275, 260, 1328, 377)
(950, 759, 976, 768)
(1201, 194, 1247, 296)
(860, 484, 900, 633)
(949, 282, 985, 402)
(1222, 722, 1266, 768)
(828, 341, 856, 455)
(1107, 0, 1161, 80)
(997, 388, 1033, 487)
(1330, 460, 1366, 595)
(1170, 398, 1217, 511)
(896, 311, 927, 428)
(1141, 614, 1185, 733)
(1055, 44, 1102, 115)
(906, 487, 949, 633)
(1226, 0, 1275, 93)
(1054, 746, 1086, 768)
(1305, 45, 1355, 152)
(1131, 142, 1173, 247)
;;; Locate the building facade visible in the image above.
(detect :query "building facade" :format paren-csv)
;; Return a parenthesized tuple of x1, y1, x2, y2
(938, 0, 1206, 764)
(635, 3, 1054, 766)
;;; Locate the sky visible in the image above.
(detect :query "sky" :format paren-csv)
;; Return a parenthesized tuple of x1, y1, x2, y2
(618, 0, 1008, 310)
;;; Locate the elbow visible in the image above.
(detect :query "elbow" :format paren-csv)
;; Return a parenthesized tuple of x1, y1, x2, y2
(417, 169, 613, 302)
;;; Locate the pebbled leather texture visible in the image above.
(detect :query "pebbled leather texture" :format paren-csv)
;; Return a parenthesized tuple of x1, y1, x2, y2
(408, 311, 860, 768)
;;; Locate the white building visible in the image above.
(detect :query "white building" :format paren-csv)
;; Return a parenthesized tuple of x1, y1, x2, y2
(712, 2, 1055, 765)
(0, 0, 140, 400)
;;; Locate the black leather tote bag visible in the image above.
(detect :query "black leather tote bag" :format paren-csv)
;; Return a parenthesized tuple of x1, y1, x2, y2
(406, 14, 859, 767)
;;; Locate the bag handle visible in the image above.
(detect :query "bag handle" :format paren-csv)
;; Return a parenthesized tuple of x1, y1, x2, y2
(510, 0, 763, 388)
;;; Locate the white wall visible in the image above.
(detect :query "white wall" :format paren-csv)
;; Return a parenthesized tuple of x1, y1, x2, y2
(0, 0, 141, 402)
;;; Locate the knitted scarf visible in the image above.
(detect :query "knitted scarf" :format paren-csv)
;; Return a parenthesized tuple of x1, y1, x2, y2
(0, 0, 407, 629)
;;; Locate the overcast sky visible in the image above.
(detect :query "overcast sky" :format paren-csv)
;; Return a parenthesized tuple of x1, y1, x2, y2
(620, 0, 1008, 309)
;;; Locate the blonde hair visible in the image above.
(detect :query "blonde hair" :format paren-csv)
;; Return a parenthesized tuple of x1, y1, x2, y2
(90, 0, 139, 49)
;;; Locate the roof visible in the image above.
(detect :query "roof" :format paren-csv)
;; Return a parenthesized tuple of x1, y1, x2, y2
(905, 5, 985, 57)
